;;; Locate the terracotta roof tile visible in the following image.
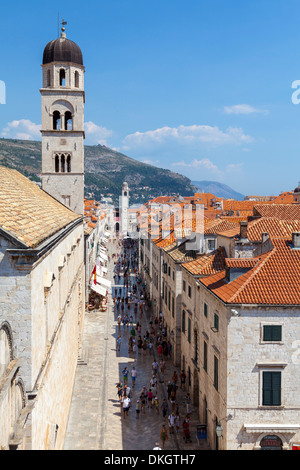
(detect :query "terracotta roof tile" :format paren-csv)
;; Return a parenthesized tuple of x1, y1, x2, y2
(0, 167, 80, 248)
(200, 237, 300, 305)
(182, 247, 227, 276)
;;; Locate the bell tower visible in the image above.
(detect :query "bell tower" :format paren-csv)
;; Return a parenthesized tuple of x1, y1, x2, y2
(40, 23, 85, 215)
(121, 182, 130, 235)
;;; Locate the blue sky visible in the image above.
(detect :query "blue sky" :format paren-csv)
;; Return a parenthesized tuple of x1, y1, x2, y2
(1, 0, 300, 196)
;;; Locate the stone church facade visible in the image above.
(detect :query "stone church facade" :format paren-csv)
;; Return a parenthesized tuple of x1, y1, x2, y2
(0, 26, 86, 450)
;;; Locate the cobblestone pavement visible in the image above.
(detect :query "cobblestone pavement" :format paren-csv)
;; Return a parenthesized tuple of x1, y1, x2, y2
(64, 238, 210, 451)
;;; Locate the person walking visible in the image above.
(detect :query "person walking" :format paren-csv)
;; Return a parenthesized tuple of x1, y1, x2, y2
(131, 367, 137, 388)
(122, 395, 131, 419)
(136, 399, 141, 419)
(122, 367, 129, 384)
(161, 399, 168, 420)
(160, 425, 168, 450)
(180, 370, 186, 391)
(168, 412, 176, 434)
(185, 392, 191, 414)
(152, 359, 158, 376)
(116, 335, 122, 352)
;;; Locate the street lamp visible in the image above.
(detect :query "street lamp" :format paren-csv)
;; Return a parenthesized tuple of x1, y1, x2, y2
(216, 423, 223, 438)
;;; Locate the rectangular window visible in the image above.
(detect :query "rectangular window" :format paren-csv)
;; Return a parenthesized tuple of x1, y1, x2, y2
(172, 297, 175, 318)
(188, 285, 192, 298)
(162, 281, 164, 299)
(262, 371, 281, 406)
(194, 330, 198, 364)
(168, 290, 171, 310)
(165, 286, 168, 305)
(188, 317, 191, 343)
(204, 341, 207, 372)
(183, 280, 186, 292)
(214, 356, 219, 391)
(204, 303, 208, 318)
(182, 310, 186, 333)
(263, 325, 282, 342)
(214, 314, 219, 332)
(208, 239, 216, 251)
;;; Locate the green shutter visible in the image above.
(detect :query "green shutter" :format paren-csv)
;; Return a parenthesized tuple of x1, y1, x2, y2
(182, 310, 186, 333)
(263, 371, 281, 406)
(204, 341, 207, 372)
(214, 314, 219, 331)
(204, 303, 208, 317)
(214, 356, 218, 391)
(188, 318, 191, 342)
(263, 325, 282, 341)
(272, 372, 281, 406)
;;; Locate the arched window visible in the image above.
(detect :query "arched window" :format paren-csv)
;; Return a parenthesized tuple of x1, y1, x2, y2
(0, 324, 13, 380)
(47, 69, 51, 87)
(67, 154, 71, 173)
(75, 71, 79, 88)
(61, 154, 65, 173)
(53, 111, 61, 130)
(55, 155, 59, 173)
(59, 69, 66, 86)
(65, 111, 73, 130)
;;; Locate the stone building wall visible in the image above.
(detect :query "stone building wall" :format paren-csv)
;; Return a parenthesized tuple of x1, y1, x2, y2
(0, 223, 85, 450)
(226, 305, 300, 450)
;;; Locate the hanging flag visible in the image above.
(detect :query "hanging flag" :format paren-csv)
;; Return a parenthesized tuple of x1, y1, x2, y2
(91, 265, 97, 285)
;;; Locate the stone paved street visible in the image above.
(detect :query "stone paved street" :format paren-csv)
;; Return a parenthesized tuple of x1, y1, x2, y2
(64, 237, 210, 451)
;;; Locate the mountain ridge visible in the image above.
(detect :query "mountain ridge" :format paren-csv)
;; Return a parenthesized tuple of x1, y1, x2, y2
(0, 138, 198, 203)
(192, 180, 245, 200)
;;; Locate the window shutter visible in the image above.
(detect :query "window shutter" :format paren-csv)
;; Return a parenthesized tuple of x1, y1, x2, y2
(263, 371, 281, 406)
(263, 372, 272, 405)
(204, 341, 207, 372)
(272, 372, 281, 406)
(263, 325, 282, 341)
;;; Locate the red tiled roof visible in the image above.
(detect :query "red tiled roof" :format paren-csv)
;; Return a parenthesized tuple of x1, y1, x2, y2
(182, 247, 227, 276)
(253, 204, 300, 220)
(247, 217, 300, 241)
(200, 237, 300, 305)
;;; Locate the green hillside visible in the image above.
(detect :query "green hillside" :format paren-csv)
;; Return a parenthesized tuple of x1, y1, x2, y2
(0, 138, 197, 203)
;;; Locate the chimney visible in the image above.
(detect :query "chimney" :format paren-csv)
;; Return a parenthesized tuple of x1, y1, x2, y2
(262, 232, 269, 243)
(240, 221, 248, 240)
(292, 232, 300, 248)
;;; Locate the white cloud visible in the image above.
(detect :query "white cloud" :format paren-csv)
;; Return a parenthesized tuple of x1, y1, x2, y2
(224, 104, 268, 115)
(141, 158, 160, 166)
(172, 158, 221, 174)
(122, 124, 253, 150)
(1, 119, 41, 140)
(84, 121, 113, 145)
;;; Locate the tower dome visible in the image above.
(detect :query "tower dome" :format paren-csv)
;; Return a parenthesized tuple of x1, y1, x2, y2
(43, 27, 83, 66)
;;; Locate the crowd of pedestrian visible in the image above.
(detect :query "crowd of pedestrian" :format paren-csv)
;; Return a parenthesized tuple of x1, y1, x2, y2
(111, 235, 193, 449)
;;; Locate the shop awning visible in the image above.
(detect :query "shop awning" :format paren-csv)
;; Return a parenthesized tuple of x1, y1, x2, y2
(100, 252, 108, 261)
(244, 424, 300, 433)
(97, 277, 111, 288)
(104, 231, 111, 238)
(90, 283, 107, 297)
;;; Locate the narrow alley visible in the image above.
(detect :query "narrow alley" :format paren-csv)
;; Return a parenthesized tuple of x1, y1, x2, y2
(64, 236, 209, 451)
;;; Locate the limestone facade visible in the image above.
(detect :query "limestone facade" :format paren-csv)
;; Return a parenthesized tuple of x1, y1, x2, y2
(0, 217, 85, 449)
